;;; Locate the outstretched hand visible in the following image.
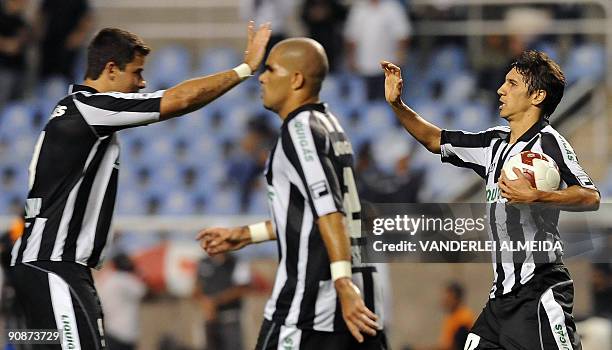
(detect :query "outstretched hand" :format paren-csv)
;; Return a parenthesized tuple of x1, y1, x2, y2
(244, 21, 272, 72)
(381, 60, 404, 106)
(196, 226, 250, 255)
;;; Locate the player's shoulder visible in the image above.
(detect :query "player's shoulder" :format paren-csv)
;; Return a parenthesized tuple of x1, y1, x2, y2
(540, 125, 577, 154)
(285, 110, 328, 137)
(484, 125, 511, 135)
(283, 110, 329, 151)
(540, 125, 571, 145)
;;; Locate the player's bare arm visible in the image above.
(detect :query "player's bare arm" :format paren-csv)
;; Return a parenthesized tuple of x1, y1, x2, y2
(196, 220, 275, 255)
(160, 22, 272, 119)
(317, 212, 380, 343)
(381, 60, 442, 154)
(499, 168, 600, 210)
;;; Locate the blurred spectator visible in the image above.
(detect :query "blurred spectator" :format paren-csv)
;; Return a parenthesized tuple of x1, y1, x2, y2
(592, 263, 612, 319)
(239, 0, 295, 57)
(403, 282, 474, 350)
(345, 0, 411, 101)
(435, 282, 474, 350)
(300, 0, 348, 72)
(0, 217, 26, 338)
(36, 0, 93, 81)
(472, 35, 511, 114)
(0, 0, 28, 109)
(356, 142, 424, 203)
(98, 253, 148, 350)
(225, 116, 277, 213)
(195, 253, 252, 350)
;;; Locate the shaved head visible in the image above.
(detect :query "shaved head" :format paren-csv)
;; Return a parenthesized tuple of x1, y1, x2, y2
(269, 38, 329, 94)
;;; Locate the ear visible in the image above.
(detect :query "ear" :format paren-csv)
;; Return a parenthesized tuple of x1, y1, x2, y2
(531, 89, 546, 106)
(105, 61, 118, 80)
(291, 71, 305, 90)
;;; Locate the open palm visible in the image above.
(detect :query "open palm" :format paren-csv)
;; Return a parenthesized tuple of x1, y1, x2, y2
(381, 60, 403, 105)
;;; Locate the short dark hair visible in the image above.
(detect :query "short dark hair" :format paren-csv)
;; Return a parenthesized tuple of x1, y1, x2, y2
(511, 50, 566, 119)
(85, 28, 150, 80)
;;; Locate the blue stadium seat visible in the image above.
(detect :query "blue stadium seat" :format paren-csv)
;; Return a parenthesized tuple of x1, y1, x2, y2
(146, 45, 192, 90)
(115, 189, 148, 215)
(342, 75, 367, 105)
(158, 189, 194, 215)
(320, 75, 341, 102)
(451, 101, 492, 132)
(197, 47, 241, 76)
(408, 97, 447, 126)
(426, 46, 467, 82)
(39, 76, 69, 102)
(0, 102, 36, 136)
(533, 41, 560, 63)
(205, 187, 241, 215)
(248, 188, 269, 215)
(565, 43, 605, 84)
(441, 71, 476, 104)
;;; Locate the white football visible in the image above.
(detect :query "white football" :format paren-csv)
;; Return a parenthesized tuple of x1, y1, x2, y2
(502, 151, 561, 191)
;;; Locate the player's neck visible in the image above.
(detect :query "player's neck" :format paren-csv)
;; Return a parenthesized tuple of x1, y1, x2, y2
(508, 111, 541, 144)
(83, 78, 110, 93)
(278, 95, 320, 120)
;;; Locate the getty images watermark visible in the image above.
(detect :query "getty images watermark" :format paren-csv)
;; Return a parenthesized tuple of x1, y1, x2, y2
(357, 203, 610, 263)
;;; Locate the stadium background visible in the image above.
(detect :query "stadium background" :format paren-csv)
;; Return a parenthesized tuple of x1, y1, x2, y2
(0, 0, 610, 349)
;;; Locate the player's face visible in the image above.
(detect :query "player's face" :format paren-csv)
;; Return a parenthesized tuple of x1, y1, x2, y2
(258, 50, 291, 113)
(113, 53, 147, 93)
(496, 68, 533, 121)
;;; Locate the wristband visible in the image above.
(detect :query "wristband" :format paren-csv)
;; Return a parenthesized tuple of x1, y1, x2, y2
(248, 222, 269, 243)
(233, 63, 253, 80)
(330, 261, 352, 282)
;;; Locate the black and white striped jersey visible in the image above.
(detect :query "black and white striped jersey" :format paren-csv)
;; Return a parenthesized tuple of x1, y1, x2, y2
(263, 103, 384, 332)
(440, 120, 598, 298)
(11, 84, 165, 268)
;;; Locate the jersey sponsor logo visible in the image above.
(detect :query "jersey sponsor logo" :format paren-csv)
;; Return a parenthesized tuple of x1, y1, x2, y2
(267, 188, 275, 200)
(486, 187, 503, 203)
(558, 137, 577, 162)
(309, 180, 329, 199)
(283, 337, 294, 350)
(554, 324, 571, 349)
(293, 121, 315, 161)
(51, 105, 67, 119)
(61, 314, 77, 349)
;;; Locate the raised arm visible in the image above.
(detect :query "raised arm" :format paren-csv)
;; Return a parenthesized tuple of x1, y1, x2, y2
(160, 22, 271, 119)
(381, 61, 442, 154)
(318, 212, 379, 343)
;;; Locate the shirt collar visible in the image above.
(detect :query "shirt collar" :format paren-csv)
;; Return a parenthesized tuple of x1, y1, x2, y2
(283, 103, 327, 125)
(69, 84, 99, 94)
(511, 119, 549, 143)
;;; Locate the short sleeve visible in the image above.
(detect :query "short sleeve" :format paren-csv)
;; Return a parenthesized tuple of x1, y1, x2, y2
(283, 112, 344, 218)
(73, 90, 165, 135)
(440, 127, 508, 178)
(540, 132, 598, 191)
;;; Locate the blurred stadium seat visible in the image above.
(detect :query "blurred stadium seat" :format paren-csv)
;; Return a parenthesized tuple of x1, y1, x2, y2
(565, 43, 605, 85)
(146, 45, 192, 90)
